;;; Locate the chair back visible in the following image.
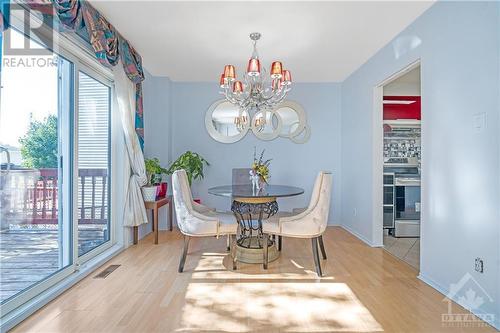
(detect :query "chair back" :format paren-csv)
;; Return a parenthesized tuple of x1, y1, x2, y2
(308, 171, 333, 234)
(232, 168, 251, 185)
(172, 169, 194, 234)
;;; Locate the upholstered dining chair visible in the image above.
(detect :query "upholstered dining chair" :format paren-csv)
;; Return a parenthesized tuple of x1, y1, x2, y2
(262, 171, 332, 276)
(172, 170, 238, 272)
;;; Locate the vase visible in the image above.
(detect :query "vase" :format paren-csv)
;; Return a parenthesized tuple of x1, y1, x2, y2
(258, 177, 266, 191)
(141, 185, 158, 202)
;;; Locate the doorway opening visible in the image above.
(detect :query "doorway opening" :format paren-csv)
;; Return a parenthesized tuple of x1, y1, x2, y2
(378, 64, 421, 270)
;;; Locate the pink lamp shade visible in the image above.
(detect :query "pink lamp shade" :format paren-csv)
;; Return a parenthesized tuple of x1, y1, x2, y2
(247, 58, 261, 76)
(219, 74, 226, 88)
(270, 61, 283, 79)
(233, 81, 243, 93)
(224, 65, 236, 81)
(281, 70, 292, 85)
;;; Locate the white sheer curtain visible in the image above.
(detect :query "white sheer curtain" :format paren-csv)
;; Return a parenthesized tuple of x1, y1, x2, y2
(113, 61, 148, 228)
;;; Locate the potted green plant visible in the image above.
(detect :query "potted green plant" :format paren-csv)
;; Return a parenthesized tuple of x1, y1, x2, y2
(142, 158, 168, 202)
(166, 151, 209, 186)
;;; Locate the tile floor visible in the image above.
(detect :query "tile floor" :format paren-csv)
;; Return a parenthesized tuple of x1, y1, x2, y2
(383, 233, 420, 269)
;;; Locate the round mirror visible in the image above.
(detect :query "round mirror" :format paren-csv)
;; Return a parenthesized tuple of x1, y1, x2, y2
(274, 101, 307, 139)
(290, 124, 311, 144)
(205, 100, 250, 143)
(251, 110, 282, 141)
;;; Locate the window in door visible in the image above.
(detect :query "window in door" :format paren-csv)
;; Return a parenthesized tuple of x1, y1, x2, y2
(77, 71, 111, 257)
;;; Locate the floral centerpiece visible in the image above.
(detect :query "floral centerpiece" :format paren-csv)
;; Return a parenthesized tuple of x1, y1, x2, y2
(250, 148, 271, 190)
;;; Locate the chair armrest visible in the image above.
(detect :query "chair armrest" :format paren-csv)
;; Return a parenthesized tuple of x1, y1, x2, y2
(292, 207, 307, 214)
(192, 201, 216, 214)
(278, 215, 322, 238)
(191, 210, 218, 223)
(181, 210, 221, 236)
(279, 208, 311, 224)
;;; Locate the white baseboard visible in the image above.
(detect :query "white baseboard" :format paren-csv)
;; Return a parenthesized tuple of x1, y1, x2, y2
(327, 220, 340, 226)
(340, 224, 379, 247)
(418, 273, 499, 331)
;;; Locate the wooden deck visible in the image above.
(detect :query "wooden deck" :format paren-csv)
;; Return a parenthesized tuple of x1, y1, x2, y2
(0, 228, 105, 303)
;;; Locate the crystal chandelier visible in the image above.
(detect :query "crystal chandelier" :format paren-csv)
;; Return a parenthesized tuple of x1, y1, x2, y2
(219, 32, 292, 130)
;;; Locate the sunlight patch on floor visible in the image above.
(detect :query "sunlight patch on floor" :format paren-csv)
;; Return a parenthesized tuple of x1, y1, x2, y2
(179, 281, 383, 332)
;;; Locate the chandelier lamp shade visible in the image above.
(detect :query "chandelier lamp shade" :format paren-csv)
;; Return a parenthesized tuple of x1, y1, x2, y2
(224, 65, 236, 81)
(247, 58, 261, 76)
(219, 32, 292, 129)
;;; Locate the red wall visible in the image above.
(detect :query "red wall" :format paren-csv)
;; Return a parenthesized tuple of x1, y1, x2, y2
(383, 96, 421, 120)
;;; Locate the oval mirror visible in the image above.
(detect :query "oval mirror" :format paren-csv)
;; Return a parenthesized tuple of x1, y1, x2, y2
(205, 100, 250, 143)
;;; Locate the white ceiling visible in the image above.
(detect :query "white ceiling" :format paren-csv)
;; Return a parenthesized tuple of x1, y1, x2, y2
(90, 1, 434, 82)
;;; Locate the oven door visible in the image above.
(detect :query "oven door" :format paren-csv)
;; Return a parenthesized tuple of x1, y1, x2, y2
(395, 184, 421, 220)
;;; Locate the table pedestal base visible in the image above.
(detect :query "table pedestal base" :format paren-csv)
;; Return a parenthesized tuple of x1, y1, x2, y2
(235, 236, 279, 264)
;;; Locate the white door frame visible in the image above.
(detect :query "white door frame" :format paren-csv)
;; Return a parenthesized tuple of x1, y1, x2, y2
(371, 59, 422, 248)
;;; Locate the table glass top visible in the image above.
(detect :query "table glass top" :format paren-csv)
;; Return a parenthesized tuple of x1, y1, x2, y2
(208, 185, 304, 198)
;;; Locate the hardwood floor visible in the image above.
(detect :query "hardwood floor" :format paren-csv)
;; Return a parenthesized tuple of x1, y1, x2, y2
(12, 227, 496, 333)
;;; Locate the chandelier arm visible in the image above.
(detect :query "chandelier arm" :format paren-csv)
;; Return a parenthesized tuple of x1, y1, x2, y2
(224, 87, 242, 105)
(227, 83, 250, 105)
(223, 88, 236, 104)
(243, 73, 252, 99)
(273, 86, 290, 105)
(261, 87, 286, 108)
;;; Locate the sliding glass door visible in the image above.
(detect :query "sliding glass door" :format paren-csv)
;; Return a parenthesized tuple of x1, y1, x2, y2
(0, 23, 113, 314)
(0, 29, 73, 305)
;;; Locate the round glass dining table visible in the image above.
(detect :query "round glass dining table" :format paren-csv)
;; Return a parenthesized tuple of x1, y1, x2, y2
(208, 184, 304, 263)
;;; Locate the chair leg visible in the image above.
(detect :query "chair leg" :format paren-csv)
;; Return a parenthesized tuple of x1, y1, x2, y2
(178, 236, 190, 273)
(311, 237, 323, 277)
(318, 235, 327, 260)
(278, 235, 282, 251)
(231, 234, 237, 270)
(263, 233, 269, 269)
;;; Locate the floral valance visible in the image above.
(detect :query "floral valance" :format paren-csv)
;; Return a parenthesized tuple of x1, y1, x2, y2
(0, 0, 145, 148)
(0, 0, 9, 31)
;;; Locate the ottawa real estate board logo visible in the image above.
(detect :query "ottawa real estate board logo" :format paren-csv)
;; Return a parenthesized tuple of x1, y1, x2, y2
(442, 273, 495, 328)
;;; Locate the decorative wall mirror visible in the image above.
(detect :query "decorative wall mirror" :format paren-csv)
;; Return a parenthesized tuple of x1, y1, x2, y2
(205, 100, 310, 144)
(205, 100, 250, 143)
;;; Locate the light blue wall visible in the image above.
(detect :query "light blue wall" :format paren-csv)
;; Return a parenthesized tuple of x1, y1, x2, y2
(170, 82, 342, 225)
(341, 1, 500, 328)
(139, 70, 172, 236)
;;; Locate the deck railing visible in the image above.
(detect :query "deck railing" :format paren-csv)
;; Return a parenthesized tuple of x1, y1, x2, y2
(0, 168, 108, 226)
